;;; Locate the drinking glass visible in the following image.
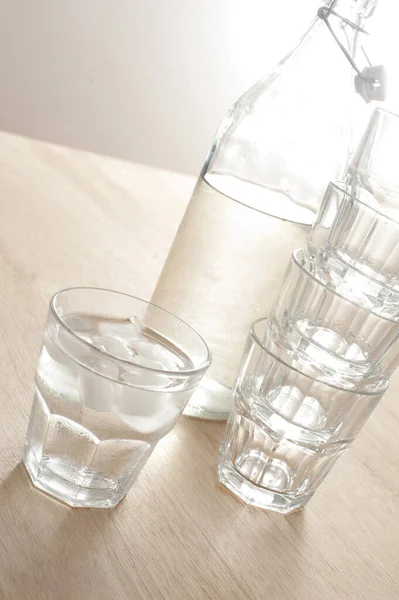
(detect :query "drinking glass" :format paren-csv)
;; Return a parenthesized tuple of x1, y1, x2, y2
(218, 318, 387, 514)
(24, 288, 211, 508)
(309, 181, 399, 319)
(270, 248, 399, 380)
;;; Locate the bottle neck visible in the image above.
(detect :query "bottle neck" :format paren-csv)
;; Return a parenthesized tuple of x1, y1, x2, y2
(314, 0, 385, 103)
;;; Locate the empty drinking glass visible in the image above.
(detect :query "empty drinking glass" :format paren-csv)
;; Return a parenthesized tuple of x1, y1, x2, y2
(218, 318, 387, 514)
(24, 288, 211, 508)
(311, 179, 399, 282)
(270, 248, 399, 380)
(309, 182, 399, 319)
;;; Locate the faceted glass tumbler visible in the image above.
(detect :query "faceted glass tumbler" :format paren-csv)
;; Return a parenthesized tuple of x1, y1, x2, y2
(271, 249, 399, 381)
(309, 181, 399, 318)
(24, 287, 211, 508)
(218, 318, 387, 514)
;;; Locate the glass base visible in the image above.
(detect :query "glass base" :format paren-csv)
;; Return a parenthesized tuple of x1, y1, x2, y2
(23, 445, 126, 508)
(184, 376, 233, 420)
(218, 457, 312, 515)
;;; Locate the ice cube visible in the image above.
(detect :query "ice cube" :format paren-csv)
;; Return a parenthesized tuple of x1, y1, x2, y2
(98, 317, 143, 344)
(95, 317, 145, 362)
(38, 333, 79, 402)
(115, 386, 182, 436)
(128, 315, 145, 336)
(118, 363, 182, 391)
(79, 356, 121, 411)
(116, 385, 163, 418)
(131, 351, 165, 371)
(92, 333, 138, 362)
(118, 407, 181, 436)
(130, 338, 188, 371)
(98, 316, 191, 372)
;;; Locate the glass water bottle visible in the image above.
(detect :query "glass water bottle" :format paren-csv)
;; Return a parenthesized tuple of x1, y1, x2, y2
(152, 0, 384, 420)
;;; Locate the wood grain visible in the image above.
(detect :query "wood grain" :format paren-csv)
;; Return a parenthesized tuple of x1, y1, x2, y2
(0, 132, 397, 600)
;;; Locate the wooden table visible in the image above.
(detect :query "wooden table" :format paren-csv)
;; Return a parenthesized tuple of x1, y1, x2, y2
(0, 133, 397, 600)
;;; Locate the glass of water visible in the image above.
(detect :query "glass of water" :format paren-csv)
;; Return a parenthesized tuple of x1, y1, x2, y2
(24, 287, 211, 508)
(218, 318, 387, 514)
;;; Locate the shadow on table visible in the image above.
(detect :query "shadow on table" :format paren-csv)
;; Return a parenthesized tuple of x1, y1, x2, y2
(152, 416, 309, 600)
(0, 421, 310, 600)
(0, 462, 117, 599)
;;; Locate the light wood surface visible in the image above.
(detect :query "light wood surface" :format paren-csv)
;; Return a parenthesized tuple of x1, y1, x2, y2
(0, 132, 397, 600)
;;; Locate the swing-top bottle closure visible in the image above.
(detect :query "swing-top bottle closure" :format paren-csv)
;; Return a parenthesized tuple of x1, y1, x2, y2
(318, 0, 387, 103)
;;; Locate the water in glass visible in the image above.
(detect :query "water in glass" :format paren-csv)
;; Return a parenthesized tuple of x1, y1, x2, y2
(24, 313, 193, 508)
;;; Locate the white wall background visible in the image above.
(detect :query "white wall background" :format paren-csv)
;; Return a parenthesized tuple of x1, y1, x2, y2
(0, 0, 397, 175)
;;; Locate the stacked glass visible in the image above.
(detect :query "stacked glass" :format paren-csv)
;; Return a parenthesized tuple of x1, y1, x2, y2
(219, 109, 399, 514)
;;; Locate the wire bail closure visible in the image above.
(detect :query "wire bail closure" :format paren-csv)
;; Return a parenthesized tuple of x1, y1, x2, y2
(318, 1, 387, 103)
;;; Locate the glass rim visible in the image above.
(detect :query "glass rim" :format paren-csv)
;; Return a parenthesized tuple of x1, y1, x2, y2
(292, 247, 399, 325)
(50, 286, 212, 377)
(329, 180, 399, 228)
(249, 317, 388, 396)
